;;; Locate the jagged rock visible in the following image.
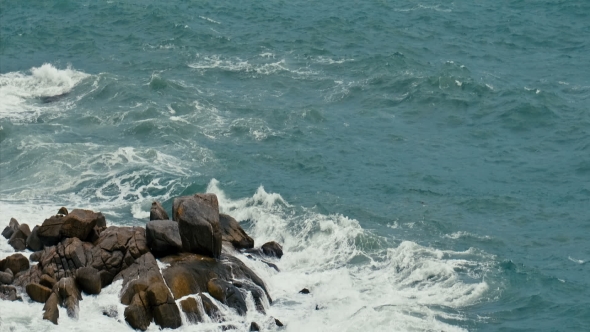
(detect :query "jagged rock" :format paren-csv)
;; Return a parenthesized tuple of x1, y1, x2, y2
(38, 215, 65, 246)
(173, 193, 222, 258)
(274, 318, 284, 327)
(43, 292, 59, 324)
(76, 266, 101, 295)
(26, 283, 52, 303)
(12, 264, 42, 288)
(2, 218, 19, 239)
(219, 214, 254, 249)
(0, 285, 20, 301)
(56, 277, 82, 318)
(57, 207, 69, 216)
(4, 253, 29, 275)
(40, 274, 57, 289)
(250, 322, 261, 331)
(150, 201, 169, 220)
(262, 241, 283, 259)
(0, 269, 13, 284)
(27, 225, 44, 251)
(124, 291, 152, 331)
(8, 223, 31, 251)
(145, 220, 182, 257)
(207, 278, 247, 315)
(147, 282, 182, 329)
(30, 250, 43, 262)
(60, 209, 106, 241)
(299, 288, 310, 294)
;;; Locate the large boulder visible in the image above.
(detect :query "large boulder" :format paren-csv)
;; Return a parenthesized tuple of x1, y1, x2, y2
(3, 253, 29, 275)
(76, 266, 101, 295)
(37, 215, 65, 247)
(124, 291, 152, 331)
(145, 220, 182, 257)
(2, 218, 19, 239)
(219, 214, 254, 249)
(0, 269, 14, 284)
(27, 225, 44, 251)
(60, 209, 106, 241)
(150, 201, 169, 220)
(207, 278, 247, 315)
(26, 282, 52, 303)
(56, 277, 82, 318)
(173, 193, 222, 258)
(43, 292, 59, 324)
(147, 282, 182, 329)
(261, 241, 283, 259)
(8, 223, 31, 251)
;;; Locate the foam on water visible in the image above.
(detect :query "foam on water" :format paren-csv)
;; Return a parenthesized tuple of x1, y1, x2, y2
(0, 179, 496, 331)
(0, 64, 90, 122)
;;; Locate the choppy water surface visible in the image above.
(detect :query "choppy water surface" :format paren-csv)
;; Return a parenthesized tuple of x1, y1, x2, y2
(1, 1, 589, 331)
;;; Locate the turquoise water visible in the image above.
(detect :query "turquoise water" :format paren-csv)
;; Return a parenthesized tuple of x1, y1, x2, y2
(1, 1, 589, 331)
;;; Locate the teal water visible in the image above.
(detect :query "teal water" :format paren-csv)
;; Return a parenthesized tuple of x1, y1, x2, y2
(1, 1, 589, 331)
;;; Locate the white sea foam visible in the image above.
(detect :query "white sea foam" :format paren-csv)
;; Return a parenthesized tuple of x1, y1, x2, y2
(0, 179, 495, 331)
(188, 54, 317, 77)
(0, 64, 90, 121)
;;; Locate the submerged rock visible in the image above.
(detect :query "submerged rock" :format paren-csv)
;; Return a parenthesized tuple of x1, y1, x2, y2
(173, 193, 222, 258)
(0, 284, 20, 301)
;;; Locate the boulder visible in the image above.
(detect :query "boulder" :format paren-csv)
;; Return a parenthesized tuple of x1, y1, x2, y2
(262, 241, 283, 259)
(2, 218, 19, 239)
(299, 288, 310, 294)
(145, 220, 182, 257)
(56, 277, 82, 318)
(275, 318, 284, 327)
(40, 274, 57, 289)
(4, 253, 29, 275)
(207, 278, 247, 315)
(43, 292, 59, 324)
(76, 266, 102, 295)
(0, 269, 13, 284)
(124, 291, 152, 331)
(25, 282, 52, 303)
(0, 284, 20, 301)
(8, 223, 31, 251)
(37, 215, 65, 246)
(250, 322, 261, 331)
(219, 214, 254, 249)
(116, 252, 162, 305)
(179, 296, 205, 324)
(57, 207, 69, 216)
(173, 193, 222, 258)
(60, 209, 106, 241)
(27, 225, 44, 251)
(150, 201, 169, 220)
(30, 250, 43, 262)
(147, 282, 182, 329)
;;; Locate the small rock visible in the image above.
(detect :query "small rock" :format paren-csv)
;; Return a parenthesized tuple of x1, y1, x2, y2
(262, 241, 283, 259)
(57, 207, 69, 216)
(0, 269, 13, 284)
(57, 277, 82, 318)
(4, 253, 29, 275)
(26, 283, 52, 303)
(299, 288, 310, 294)
(102, 305, 118, 318)
(43, 292, 59, 324)
(26, 225, 44, 251)
(76, 266, 102, 295)
(180, 297, 204, 324)
(250, 322, 261, 331)
(2, 218, 19, 239)
(40, 274, 57, 289)
(275, 318, 284, 327)
(124, 291, 152, 331)
(8, 223, 31, 251)
(174, 193, 222, 258)
(30, 250, 43, 262)
(0, 284, 21, 301)
(150, 201, 169, 220)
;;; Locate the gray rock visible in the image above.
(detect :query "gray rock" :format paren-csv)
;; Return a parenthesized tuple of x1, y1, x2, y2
(76, 266, 102, 295)
(124, 291, 152, 331)
(8, 224, 31, 251)
(150, 201, 169, 220)
(27, 225, 44, 251)
(57, 277, 82, 318)
(219, 214, 254, 249)
(37, 215, 65, 246)
(262, 241, 283, 259)
(146, 220, 182, 257)
(173, 193, 222, 258)
(0, 269, 13, 284)
(207, 278, 247, 315)
(2, 218, 19, 239)
(0, 284, 20, 301)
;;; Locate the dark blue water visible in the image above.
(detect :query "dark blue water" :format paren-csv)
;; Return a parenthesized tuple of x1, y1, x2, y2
(1, 1, 589, 331)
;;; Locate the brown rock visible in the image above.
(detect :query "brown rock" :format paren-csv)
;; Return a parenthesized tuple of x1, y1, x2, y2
(219, 214, 254, 249)
(173, 193, 222, 258)
(57, 207, 69, 216)
(76, 266, 102, 294)
(124, 291, 152, 331)
(2, 218, 19, 239)
(60, 209, 107, 241)
(0, 284, 20, 301)
(179, 296, 205, 324)
(26, 225, 44, 251)
(43, 292, 59, 324)
(40, 274, 57, 289)
(57, 277, 82, 318)
(150, 201, 169, 220)
(26, 283, 52, 303)
(261, 241, 283, 259)
(37, 215, 65, 246)
(4, 253, 29, 275)
(250, 322, 261, 331)
(145, 220, 182, 257)
(0, 269, 13, 284)
(207, 278, 247, 315)
(30, 250, 43, 262)
(8, 224, 31, 251)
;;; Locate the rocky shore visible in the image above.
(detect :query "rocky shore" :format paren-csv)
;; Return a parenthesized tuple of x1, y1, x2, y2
(0, 193, 286, 331)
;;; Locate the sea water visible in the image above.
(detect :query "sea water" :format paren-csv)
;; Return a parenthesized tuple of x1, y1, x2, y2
(1, 1, 589, 331)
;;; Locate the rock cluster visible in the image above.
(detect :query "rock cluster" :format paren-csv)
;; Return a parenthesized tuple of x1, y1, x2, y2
(0, 193, 285, 330)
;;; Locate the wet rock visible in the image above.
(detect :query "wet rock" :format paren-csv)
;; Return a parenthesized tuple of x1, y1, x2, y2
(173, 193, 222, 258)
(150, 201, 169, 221)
(0, 284, 20, 301)
(2, 218, 19, 239)
(0, 269, 13, 284)
(262, 241, 283, 259)
(57, 207, 69, 216)
(37, 215, 65, 246)
(102, 305, 118, 318)
(8, 223, 31, 251)
(147, 282, 182, 329)
(4, 253, 29, 275)
(299, 288, 310, 294)
(250, 322, 261, 331)
(146, 219, 182, 257)
(40, 274, 57, 289)
(30, 250, 43, 262)
(274, 318, 284, 327)
(60, 209, 107, 241)
(207, 278, 247, 315)
(27, 225, 44, 251)
(116, 252, 162, 305)
(43, 292, 59, 324)
(219, 213, 254, 249)
(124, 291, 152, 331)
(200, 293, 221, 320)
(57, 277, 82, 318)
(76, 266, 102, 295)
(180, 296, 204, 324)
(26, 282, 52, 303)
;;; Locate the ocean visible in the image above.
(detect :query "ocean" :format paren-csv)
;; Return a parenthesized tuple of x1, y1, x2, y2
(0, 0, 589, 331)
